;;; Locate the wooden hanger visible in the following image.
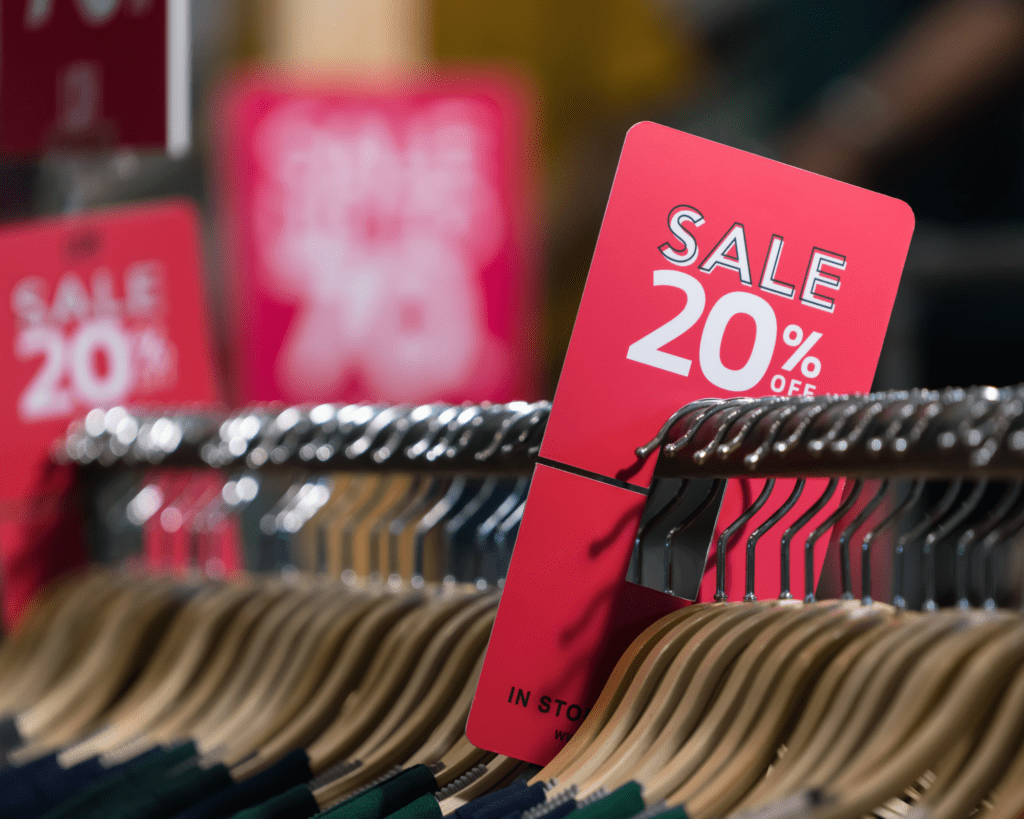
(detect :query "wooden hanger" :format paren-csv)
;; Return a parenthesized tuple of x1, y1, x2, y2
(306, 589, 498, 774)
(57, 580, 260, 764)
(195, 586, 368, 755)
(633, 602, 849, 803)
(812, 621, 1024, 819)
(393, 478, 453, 581)
(222, 589, 427, 769)
(321, 475, 384, 579)
(294, 474, 356, 571)
(970, 691, 1024, 819)
(812, 612, 1017, 797)
(535, 605, 714, 785)
(0, 571, 129, 715)
(370, 476, 425, 578)
(586, 603, 810, 798)
(180, 585, 331, 748)
(669, 606, 889, 818)
(235, 586, 476, 777)
(734, 610, 960, 812)
(311, 601, 499, 805)
(404, 650, 487, 765)
(349, 475, 416, 578)
(214, 590, 388, 764)
(554, 603, 754, 791)
(13, 578, 187, 755)
(570, 602, 793, 796)
(136, 582, 307, 750)
(0, 569, 105, 690)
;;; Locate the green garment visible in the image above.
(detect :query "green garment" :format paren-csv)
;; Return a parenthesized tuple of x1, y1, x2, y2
(570, 783, 645, 819)
(229, 784, 320, 819)
(320, 765, 438, 819)
(381, 794, 442, 819)
(105, 761, 233, 819)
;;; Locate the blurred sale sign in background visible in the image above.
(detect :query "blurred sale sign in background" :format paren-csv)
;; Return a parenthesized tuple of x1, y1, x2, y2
(218, 74, 538, 405)
(0, 0, 190, 156)
(0, 202, 221, 623)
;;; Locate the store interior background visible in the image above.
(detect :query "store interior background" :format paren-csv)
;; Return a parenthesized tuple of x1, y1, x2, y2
(4, 0, 1023, 399)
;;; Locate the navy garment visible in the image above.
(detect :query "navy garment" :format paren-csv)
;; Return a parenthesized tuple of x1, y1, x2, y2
(454, 783, 545, 819)
(39, 744, 197, 819)
(0, 754, 62, 791)
(106, 761, 234, 819)
(452, 782, 531, 819)
(170, 751, 313, 819)
(0, 755, 117, 819)
(0, 718, 24, 754)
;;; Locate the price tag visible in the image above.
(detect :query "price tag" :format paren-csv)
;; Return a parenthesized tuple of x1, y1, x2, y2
(467, 122, 915, 764)
(0, 200, 221, 623)
(0, 0, 190, 156)
(217, 73, 538, 405)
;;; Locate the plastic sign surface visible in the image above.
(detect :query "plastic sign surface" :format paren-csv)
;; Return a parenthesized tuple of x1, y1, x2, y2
(218, 73, 538, 405)
(0, 0, 189, 156)
(0, 201, 221, 624)
(468, 122, 915, 764)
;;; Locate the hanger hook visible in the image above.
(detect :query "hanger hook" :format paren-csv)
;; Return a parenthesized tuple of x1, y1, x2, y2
(717, 400, 784, 458)
(505, 402, 551, 458)
(474, 403, 534, 462)
(743, 401, 809, 469)
(693, 404, 760, 464)
(893, 479, 962, 609)
(837, 479, 889, 600)
(745, 479, 805, 602)
(779, 478, 839, 600)
(805, 479, 864, 603)
(715, 479, 776, 602)
(773, 400, 832, 456)
(953, 481, 1022, 608)
(921, 480, 988, 611)
(861, 479, 924, 605)
(664, 399, 757, 455)
(632, 479, 690, 586)
(829, 401, 886, 454)
(806, 399, 867, 455)
(662, 479, 723, 595)
(635, 400, 721, 459)
(978, 485, 1024, 609)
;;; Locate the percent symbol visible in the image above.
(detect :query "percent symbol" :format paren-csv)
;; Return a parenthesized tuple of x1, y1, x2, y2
(781, 324, 822, 378)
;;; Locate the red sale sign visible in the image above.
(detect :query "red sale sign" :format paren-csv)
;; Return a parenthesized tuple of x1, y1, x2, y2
(467, 122, 915, 763)
(0, 0, 189, 156)
(217, 73, 538, 405)
(0, 201, 221, 623)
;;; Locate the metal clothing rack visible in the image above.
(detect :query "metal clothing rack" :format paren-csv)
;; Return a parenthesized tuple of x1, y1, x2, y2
(60, 386, 1024, 480)
(642, 385, 1024, 479)
(58, 401, 552, 476)
(57, 387, 1024, 609)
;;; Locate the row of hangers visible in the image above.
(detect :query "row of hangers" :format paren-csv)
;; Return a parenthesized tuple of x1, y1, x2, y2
(64, 402, 549, 584)
(1, 403, 568, 813)
(0, 567, 519, 810)
(29, 389, 1024, 819)
(521, 385, 1024, 819)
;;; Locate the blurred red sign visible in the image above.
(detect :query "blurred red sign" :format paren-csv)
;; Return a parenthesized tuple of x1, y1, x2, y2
(218, 73, 538, 405)
(0, 201, 221, 623)
(0, 0, 189, 156)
